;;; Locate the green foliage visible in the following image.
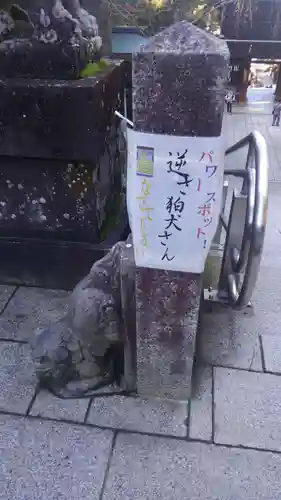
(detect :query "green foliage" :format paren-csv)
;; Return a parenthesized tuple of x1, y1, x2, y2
(79, 58, 109, 78)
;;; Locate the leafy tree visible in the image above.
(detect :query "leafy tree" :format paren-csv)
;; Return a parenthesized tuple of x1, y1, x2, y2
(107, 0, 223, 32)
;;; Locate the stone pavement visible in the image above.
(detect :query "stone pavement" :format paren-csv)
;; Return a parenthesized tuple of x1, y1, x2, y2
(224, 90, 281, 182)
(1, 103, 281, 499)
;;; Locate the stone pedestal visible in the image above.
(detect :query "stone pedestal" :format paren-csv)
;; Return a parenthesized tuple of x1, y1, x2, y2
(0, 62, 129, 289)
(132, 21, 229, 399)
(0, 63, 124, 161)
(0, 37, 95, 79)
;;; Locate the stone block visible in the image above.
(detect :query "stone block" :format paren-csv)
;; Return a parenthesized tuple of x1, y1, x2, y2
(0, 414, 113, 500)
(30, 389, 89, 422)
(87, 395, 188, 436)
(214, 367, 281, 451)
(189, 363, 212, 441)
(0, 342, 36, 414)
(0, 61, 128, 289)
(103, 433, 281, 500)
(0, 157, 100, 242)
(0, 154, 128, 288)
(0, 153, 125, 245)
(0, 287, 69, 341)
(0, 238, 111, 290)
(0, 62, 126, 161)
(197, 302, 263, 371)
(0, 38, 94, 79)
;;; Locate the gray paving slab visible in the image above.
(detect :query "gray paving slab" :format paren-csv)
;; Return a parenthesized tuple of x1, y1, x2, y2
(0, 342, 36, 414)
(87, 394, 188, 436)
(0, 287, 69, 341)
(261, 184, 281, 268)
(103, 433, 281, 500)
(252, 265, 281, 314)
(197, 303, 263, 371)
(200, 256, 281, 358)
(0, 285, 16, 314)
(223, 105, 281, 181)
(214, 367, 281, 452)
(0, 414, 113, 500)
(30, 389, 89, 423)
(244, 308, 281, 340)
(261, 335, 281, 374)
(189, 363, 212, 441)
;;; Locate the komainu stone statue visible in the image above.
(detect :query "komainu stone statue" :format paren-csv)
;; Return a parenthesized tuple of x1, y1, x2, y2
(0, 0, 104, 78)
(0, 0, 101, 42)
(30, 238, 135, 395)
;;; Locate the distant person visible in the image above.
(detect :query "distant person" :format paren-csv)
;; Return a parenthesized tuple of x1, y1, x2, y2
(272, 99, 281, 126)
(225, 90, 234, 114)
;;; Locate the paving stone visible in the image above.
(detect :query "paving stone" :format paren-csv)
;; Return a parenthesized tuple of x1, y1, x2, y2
(214, 367, 281, 452)
(0, 342, 36, 414)
(261, 232, 281, 269)
(0, 287, 69, 341)
(223, 104, 280, 181)
(261, 335, 281, 373)
(0, 285, 16, 314)
(30, 389, 89, 423)
(252, 266, 281, 314)
(200, 264, 281, 353)
(197, 303, 263, 371)
(103, 433, 281, 500)
(261, 183, 281, 264)
(87, 394, 188, 436)
(0, 414, 113, 500)
(189, 363, 212, 441)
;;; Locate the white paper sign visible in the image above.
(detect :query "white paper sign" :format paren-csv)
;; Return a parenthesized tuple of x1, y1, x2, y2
(126, 128, 225, 273)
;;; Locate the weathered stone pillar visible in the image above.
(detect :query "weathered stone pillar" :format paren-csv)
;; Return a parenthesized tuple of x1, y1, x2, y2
(131, 21, 229, 400)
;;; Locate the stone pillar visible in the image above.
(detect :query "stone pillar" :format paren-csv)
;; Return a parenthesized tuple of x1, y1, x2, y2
(131, 21, 229, 400)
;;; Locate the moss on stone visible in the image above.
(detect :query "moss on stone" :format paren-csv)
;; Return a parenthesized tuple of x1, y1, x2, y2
(80, 58, 109, 78)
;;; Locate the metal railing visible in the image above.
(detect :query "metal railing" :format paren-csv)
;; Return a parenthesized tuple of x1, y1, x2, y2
(218, 130, 269, 308)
